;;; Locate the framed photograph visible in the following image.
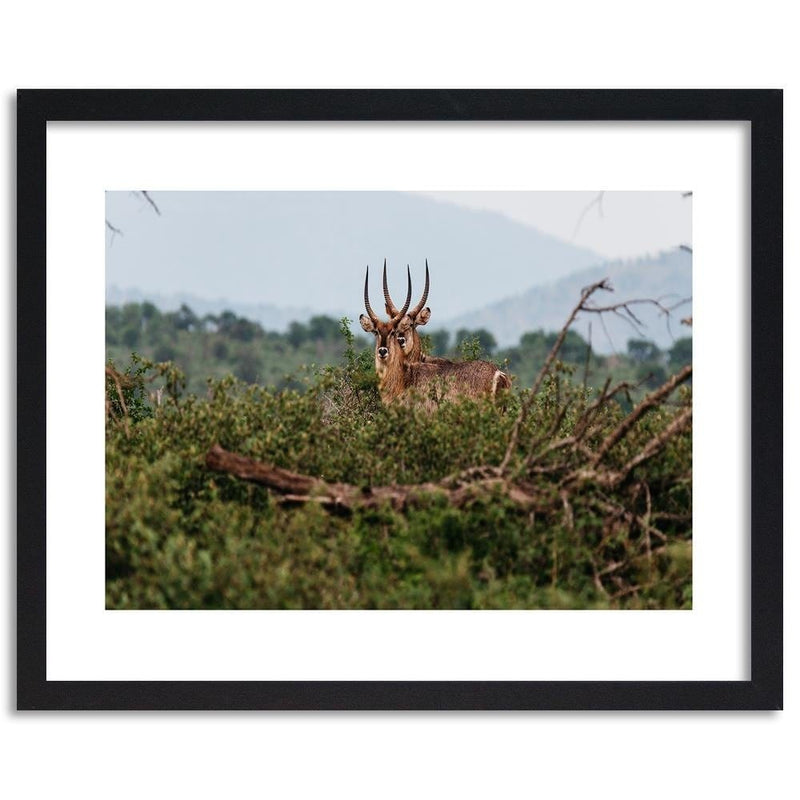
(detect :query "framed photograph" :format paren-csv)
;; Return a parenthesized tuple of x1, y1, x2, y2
(17, 89, 782, 710)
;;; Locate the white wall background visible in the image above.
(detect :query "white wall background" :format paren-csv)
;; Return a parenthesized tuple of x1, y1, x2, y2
(1, 3, 795, 798)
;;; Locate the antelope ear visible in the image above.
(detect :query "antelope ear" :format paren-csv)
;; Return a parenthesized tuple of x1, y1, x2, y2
(359, 314, 376, 333)
(415, 307, 431, 326)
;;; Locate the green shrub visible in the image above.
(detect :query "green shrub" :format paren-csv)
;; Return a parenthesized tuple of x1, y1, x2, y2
(106, 331, 692, 610)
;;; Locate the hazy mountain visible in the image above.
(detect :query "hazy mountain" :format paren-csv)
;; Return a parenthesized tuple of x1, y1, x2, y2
(105, 191, 603, 322)
(440, 249, 692, 353)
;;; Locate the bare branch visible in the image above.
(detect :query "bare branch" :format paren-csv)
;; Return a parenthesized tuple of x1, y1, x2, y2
(206, 445, 536, 514)
(581, 292, 691, 344)
(140, 190, 161, 216)
(499, 279, 612, 472)
(105, 219, 124, 246)
(597, 311, 618, 355)
(571, 191, 605, 241)
(614, 406, 692, 483)
(582, 322, 592, 390)
(590, 364, 692, 469)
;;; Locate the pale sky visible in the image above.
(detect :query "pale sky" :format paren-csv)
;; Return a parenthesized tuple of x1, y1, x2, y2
(417, 191, 692, 260)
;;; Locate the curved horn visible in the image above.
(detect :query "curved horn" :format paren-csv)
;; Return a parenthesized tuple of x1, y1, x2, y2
(390, 265, 412, 324)
(363, 265, 379, 324)
(408, 259, 430, 319)
(382, 258, 401, 317)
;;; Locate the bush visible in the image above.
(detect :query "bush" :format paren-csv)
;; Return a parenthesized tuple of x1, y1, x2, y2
(106, 330, 692, 610)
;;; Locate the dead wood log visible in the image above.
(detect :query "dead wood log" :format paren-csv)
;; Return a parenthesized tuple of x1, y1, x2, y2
(205, 444, 537, 514)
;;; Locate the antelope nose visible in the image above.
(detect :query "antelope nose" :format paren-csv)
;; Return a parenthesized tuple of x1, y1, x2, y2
(378, 347, 389, 358)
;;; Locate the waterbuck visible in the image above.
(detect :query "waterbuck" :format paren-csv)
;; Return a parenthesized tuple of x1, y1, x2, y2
(360, 261, 511, 410)
(381, 258, 435, 365)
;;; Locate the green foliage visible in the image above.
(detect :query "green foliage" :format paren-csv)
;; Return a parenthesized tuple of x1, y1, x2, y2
(455, 327, 497, 356)
(457, 334, 485, 361)
(106, 302, 370, 396)
(106, 325, 692, 610)
(669, 336, 692, 369)
(627, 338, 662, 364)
(106, 302, 690, 408)
(106, 353, 154, 424)
(425, 329, 450, 356)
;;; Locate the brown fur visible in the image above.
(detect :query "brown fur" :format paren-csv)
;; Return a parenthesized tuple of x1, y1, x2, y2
(375, 337, 511, 412)
(364, 262, 510, 410)
(396, 309, 431, 363)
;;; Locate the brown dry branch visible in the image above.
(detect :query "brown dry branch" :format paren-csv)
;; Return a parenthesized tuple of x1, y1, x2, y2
(614, 406, 693, 482)
(203, 280, 691, 537)
(590, 364, 692, 469)
(571, 191, 605, 241)
(105, 219, 124, 246)
(206, 444, 537, 514)
(206, 393, 690, 515)
(580, 293, 691, 341)
(499, 278, 612, 472)
(523, 399, 574, 469)
(139, 190, 161, 215)
(571, 378, 635, 441)
(500, 276, 689, 475)
(205, 332, 691, 515)
(563, 405, 692, 491)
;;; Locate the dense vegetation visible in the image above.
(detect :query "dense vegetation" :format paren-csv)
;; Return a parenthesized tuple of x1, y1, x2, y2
(106, 302, 692, 611)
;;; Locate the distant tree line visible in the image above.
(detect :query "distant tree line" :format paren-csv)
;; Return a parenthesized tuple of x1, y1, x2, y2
(106, 301, 691, 398)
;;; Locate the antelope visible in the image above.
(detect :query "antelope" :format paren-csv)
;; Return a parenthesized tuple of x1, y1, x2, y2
(381, 258, 437, 365)
(359, 262, 412, 381)
(360, 261, 511, 410)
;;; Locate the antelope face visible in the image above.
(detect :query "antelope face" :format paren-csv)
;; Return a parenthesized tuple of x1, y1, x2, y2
(396, 307, 431, 361)
(359, 315, 401, 374)
(361, 261, 412, 377)
(384, 259, 432, 363)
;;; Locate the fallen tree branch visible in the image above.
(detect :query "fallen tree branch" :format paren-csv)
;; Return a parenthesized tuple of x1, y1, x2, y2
(206, 444, 535, 513)
(206, 358, 692, 515)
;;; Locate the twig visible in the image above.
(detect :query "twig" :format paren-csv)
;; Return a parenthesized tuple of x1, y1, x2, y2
(523, 401, 574, 470)
(582, 322, 592, 390)
(580, 294, 691, 340)
(105, 219, 124, 246)
(140, 190, 161, 215)
(590, 364, 692, 469)
(571, 191, 605, 241)
(588, 552, 609, 597)
(612, 406, 692, 485)
(499, 279, 612, 473)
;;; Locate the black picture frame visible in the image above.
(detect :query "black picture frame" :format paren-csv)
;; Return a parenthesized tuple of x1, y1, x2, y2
(17, 89, 782, 711)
